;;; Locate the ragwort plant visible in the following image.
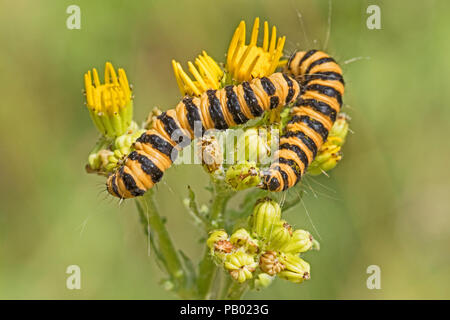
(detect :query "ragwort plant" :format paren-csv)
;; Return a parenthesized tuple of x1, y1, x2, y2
(83, 18, 350, 300)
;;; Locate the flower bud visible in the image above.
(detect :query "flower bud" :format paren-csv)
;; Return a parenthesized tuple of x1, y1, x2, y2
(235, 128, 270, 164)
(197, 135, 223, 173)
(259, 251, 285, 276)
(224, 251, 258, 283)
(86, 126, 146, 174)
(254, 273, 274, 290)
(329, 113, 350, 144)
(278, 253, 311, 284)
(84, 62, 134, 138)
(207, 230, 228, 250)
(267, 225, 291, 250)
(230, 228, 259, 254)
(281, 229, 313, 254)
(308, 138, 343, 176)
(87, 149, 114, 173)
(225, 162, 260, 190)
(143, 106, 163, 130)
(250, 198, 281, 239)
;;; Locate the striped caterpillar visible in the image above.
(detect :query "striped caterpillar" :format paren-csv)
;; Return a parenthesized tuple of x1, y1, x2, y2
(261, 50, 345, 191)
(107, 72, 300, 198)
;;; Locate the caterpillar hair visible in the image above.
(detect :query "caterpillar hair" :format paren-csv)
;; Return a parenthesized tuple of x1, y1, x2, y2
(261, 50, 345, 191)
(107, 72, 300, 198)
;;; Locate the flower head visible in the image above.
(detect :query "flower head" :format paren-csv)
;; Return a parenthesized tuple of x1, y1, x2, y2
(278, 253, 311, 284)
(172, 51, 224, 97)
(224, 251, 258, 283)
(267, 224, 291, 250)
(226, 18, 286, 82)
(84, 62, 133, 138)
(281, 229, 313, 254)
(259, 251, 285, 276)
(250, 198, 282, 239)
(225, 162, 261, 190)
(230, 228, 259, 254)
(308, 114, 350, 176)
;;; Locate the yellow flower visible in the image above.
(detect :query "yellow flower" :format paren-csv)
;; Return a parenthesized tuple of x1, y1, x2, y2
(224, 251, 258, 283)
(172, 51, 224, 96)
(84, 62, 133, 138)
(226, 17, 286, 82)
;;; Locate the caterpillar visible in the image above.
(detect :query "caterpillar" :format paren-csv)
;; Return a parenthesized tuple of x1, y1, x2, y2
(107, 72, 301, 198)
(261, 50, 345, 191)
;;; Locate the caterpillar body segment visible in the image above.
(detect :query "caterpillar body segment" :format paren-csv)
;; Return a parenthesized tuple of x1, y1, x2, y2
(107, 72, 300, 198)
(262, 50, 345, 191)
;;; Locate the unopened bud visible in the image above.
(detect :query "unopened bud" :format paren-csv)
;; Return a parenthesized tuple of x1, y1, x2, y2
(197, 135, 223, 173)
(267, 225, 291, 250)
(259, 251, 285, 276)
(329, 113, 350, 144)
(224, 251, 258, 283)
(250, 198, 282, 239)
(144, 106, 163, 129)
(308, 138, 343, 176)
(225, 162, 260, 190)
(230, 228, 259, 254)
(278, 253, 311, 284)
(236, 128, 270, 164)
(281, 229, 313, 254)
(207, 230, 228, 250)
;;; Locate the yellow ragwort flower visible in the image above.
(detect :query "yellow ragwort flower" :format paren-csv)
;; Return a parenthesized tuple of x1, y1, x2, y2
(84, 62, 133, 138)
(172, 51, 224, 97)
(226, 17, 286, 82)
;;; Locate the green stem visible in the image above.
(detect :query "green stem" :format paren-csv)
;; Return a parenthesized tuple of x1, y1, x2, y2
(225, 281, 249, 300)
(196, 180, 235, 299)
(210, 182, 234, 229)
(135, 190, 186, 294)
(196, 247, 217, 299)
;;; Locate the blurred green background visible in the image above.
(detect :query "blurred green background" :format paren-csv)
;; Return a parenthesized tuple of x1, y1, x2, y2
(1, 0, 449, 299)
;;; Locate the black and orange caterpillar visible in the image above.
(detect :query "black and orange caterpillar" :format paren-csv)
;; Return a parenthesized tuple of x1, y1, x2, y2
(261, 50, 345, 191)
(107, 72, 301, 198)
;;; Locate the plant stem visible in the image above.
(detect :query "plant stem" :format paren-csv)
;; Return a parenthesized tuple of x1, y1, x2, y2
(196, 247, 217, 299)
(196, 180, 235, 299)
(135, 190, 186, 294)
(225, 281, 249, 300)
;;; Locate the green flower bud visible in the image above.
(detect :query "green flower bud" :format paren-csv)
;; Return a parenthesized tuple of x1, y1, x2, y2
(230, 228, 259, 254)
(250, 198, 282, 239)
(267, 225, 291, 250)
(236, 128, 270, 164)
(225, 162, 260, 190)
(207, 230, 228, 250)
(254, 273, 274, 290)
(329, 113, 350, 144)
(278, 253, 311, 284)
(84, 62, 134, 138)
(308, 113, 350, 176)
(224, 251, 258, 283)
(86, 125, 146, 175)
(281, 229, 313, 254)
(197, 135, 223, 173)
(308, 137, 343, 176)
(144, 106, 163, 130)
(259, 251, 285, 276)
